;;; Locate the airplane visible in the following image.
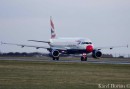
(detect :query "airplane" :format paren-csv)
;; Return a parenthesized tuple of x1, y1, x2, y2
(1, 17, 128, 61)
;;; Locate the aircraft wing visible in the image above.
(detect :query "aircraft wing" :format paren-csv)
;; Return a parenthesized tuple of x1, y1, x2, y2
(28, 40, 50, 43)
(1, 42, 71, 52)
(1, 42, 49, 49)
(95, 45, 128, 50)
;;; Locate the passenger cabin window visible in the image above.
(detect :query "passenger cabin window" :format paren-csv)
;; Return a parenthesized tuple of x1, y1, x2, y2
(82, 42, 92, 44)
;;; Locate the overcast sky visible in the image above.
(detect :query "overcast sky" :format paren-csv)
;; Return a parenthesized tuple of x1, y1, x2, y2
(0, 0, 130, 56)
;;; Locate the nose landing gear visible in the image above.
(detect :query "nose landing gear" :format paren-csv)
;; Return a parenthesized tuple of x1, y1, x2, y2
(81, 53, 87, 61)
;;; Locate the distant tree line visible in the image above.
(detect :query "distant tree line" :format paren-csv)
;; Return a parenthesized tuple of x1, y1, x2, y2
(0, 52, 45, 57)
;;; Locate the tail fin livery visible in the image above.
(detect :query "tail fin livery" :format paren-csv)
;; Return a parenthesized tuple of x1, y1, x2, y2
(50, 17, 56, 39)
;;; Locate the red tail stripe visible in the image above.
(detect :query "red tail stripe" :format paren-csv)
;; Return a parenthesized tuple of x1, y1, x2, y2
(50, 19, 54, 29)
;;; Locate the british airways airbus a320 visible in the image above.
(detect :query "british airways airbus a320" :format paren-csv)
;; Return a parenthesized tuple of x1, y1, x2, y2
(2, 17, 128, 61)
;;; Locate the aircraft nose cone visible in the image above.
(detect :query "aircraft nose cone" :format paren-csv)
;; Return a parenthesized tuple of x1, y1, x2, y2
(86, 45, 93, 52)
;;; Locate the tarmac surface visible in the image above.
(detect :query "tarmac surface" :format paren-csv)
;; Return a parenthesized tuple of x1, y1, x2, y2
(0, 57, 130, 64)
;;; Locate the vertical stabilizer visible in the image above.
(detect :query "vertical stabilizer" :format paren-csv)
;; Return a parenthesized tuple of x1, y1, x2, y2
(50, 17, 56, 39)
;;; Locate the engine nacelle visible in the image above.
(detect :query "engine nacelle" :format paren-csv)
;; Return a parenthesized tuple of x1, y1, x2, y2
(92, 50, 102, 58)
(51, 50, 60, 57)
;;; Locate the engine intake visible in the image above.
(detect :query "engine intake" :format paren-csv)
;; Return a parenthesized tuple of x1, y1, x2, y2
(92, 50, 102, 58)
(52, 50, 60, 57)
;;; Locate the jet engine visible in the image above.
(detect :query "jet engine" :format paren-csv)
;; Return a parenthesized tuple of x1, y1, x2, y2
(51, 50, 60, 57)
(92, 50, 102, 58)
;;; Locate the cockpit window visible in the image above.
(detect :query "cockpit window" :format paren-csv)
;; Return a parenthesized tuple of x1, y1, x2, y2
(82, 42, 92, 44)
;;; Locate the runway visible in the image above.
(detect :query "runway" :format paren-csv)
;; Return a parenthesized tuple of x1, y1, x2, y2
(0, 57, 130, 64)
(53, 59, 130, 64)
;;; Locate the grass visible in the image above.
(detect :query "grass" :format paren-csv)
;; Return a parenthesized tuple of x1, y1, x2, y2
(0, 59, 130, 89)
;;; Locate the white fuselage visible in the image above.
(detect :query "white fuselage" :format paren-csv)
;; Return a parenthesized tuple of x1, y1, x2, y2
(49, 37, 93, 50)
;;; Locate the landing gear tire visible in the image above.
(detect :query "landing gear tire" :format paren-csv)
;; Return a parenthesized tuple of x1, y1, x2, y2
(53, 57, 55, 60)
(81, 56, 87, 61)
(52, 57, 59, 61)
(56, 57, 59, 61)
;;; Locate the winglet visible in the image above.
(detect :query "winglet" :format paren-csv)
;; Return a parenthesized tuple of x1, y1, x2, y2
(1, 41, 3, 45)
(127, 44, 129, 48)
(1, 41, 4, 45)
(1, 41, 8, 45)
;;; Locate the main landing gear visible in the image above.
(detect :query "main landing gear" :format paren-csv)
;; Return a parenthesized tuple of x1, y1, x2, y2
(52, 57, 59, 61)
(81, 53, 87, 61)
(51, 53, 88, 61)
